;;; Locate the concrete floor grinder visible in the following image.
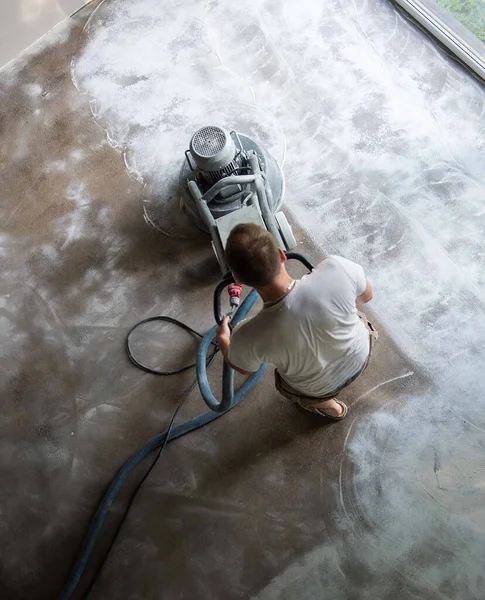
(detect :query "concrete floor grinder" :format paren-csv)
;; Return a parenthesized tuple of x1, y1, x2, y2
(56, 128, 312, 600)
(180, 125, 296, 274)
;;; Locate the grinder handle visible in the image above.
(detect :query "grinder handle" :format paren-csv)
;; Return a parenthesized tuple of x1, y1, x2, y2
(213, 252, 314, 325)
(214, 273, 235, 326)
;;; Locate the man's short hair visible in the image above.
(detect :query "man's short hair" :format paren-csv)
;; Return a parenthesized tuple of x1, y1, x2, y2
(225, 223, 281, 288)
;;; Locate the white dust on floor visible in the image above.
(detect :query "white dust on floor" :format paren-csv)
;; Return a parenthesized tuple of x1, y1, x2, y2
(70, 0, 485, 596)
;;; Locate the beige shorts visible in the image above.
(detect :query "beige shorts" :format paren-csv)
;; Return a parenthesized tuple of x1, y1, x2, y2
(275, 312, 378, 410)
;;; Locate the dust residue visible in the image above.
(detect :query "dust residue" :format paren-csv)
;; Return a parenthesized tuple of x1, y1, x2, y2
(64, 0, 485, 595)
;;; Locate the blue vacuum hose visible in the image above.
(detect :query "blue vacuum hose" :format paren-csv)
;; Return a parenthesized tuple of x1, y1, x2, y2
(57, 289, 266, 600)
(197, 289, 266, 412)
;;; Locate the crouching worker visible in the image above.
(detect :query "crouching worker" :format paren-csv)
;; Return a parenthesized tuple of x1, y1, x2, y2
(215, 224, 377, 420)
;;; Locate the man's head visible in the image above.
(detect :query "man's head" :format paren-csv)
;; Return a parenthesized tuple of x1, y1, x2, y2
(224, 223, 284, 288)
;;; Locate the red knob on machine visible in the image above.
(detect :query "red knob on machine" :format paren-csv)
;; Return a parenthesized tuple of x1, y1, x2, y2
(228, 284, 242, 298)
(228, 284, 242, 309)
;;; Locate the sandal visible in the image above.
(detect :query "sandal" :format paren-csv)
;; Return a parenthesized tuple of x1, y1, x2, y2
(306, 399, 348, 421)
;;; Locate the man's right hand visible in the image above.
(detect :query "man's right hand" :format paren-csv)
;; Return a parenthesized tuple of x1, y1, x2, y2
(216, 316, 231, 349)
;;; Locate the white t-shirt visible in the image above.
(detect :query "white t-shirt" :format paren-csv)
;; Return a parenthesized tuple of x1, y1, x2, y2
(228, 256, 370, 397)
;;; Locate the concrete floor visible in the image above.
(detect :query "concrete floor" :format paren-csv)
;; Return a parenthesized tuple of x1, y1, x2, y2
(1, 1, 485, 599)
(0, 0, 88, 69)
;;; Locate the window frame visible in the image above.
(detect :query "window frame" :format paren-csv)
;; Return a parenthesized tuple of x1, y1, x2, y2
(394, 0, 485, 81)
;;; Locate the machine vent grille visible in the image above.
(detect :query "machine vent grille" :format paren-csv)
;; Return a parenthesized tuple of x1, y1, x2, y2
(206, 160, 240, 184)
(191, 126, 227, 158)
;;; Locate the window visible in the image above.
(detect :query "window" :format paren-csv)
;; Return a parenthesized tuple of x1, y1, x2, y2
(437, 0, 485, 43)
(395, 0, 485, 80)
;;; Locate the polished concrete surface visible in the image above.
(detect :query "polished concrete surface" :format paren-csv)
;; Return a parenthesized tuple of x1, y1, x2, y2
(0, 0, 88, 69)
(1, 1, 485, 599)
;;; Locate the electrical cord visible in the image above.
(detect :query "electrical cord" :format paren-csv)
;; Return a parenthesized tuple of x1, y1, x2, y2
(125, 315, 218, 375)
(80, 318, 219, 599)
(57, 292, 265, 600)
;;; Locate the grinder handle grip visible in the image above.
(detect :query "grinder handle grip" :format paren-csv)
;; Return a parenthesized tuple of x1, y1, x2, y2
(214, 273, 235, 326)
(213, 253, 314, 325)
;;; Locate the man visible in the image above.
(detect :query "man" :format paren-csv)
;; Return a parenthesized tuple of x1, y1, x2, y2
(216, 223, 377, 420)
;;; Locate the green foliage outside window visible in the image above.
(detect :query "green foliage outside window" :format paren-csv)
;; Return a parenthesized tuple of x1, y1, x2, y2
(436, 0, 485, 42)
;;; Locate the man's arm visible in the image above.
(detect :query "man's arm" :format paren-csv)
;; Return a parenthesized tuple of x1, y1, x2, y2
(357, 281, 373, 304)
(216, 317, 255, 375)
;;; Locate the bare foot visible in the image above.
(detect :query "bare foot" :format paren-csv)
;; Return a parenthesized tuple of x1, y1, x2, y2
(314, 399, 344, 418)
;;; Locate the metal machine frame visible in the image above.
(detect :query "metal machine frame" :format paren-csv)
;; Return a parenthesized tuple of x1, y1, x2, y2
(183, 130, 296, 273)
